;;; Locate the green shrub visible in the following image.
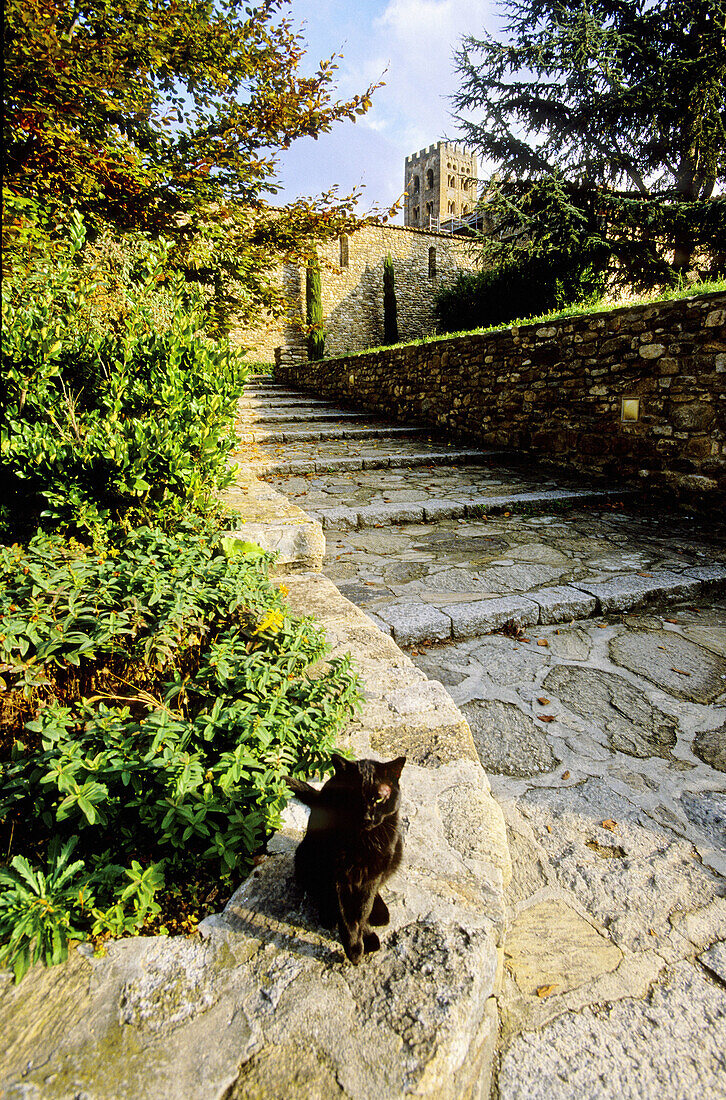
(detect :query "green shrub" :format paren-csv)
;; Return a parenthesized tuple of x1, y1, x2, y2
(0, 523, 360, 979)
(435, 248, 608, 334)
(1, 211, 248, 543)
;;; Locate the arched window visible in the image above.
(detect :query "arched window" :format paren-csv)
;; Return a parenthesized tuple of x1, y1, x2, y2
(413, 205, 420, 223)
(339, 234, 349, 268)
(448, 174, 455, 189)
(425, 202, 433, 218)
(448, 201, 455, 213)
(428, 247, 437, 278)
(412, 175, 420, 194)
(426, 169, 434, 189)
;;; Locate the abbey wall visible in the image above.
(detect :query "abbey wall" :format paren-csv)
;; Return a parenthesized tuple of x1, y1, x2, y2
(232, 222, 479, 364)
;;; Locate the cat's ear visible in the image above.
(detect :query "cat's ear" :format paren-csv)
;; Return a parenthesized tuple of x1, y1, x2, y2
(331, 752, 354, 775)
(385, 756, 406, 780)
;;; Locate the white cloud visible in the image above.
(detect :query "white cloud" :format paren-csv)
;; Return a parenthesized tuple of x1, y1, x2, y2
(275, 0, 497, 212)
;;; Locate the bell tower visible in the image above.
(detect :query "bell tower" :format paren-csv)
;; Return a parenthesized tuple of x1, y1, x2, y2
(404, 141, 477, 229)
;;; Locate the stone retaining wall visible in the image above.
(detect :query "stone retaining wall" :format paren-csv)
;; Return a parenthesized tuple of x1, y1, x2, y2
(276, 292, 726, 503)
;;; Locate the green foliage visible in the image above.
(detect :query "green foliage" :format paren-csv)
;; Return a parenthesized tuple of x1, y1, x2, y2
(0, 524, 361, 979)
(437, 178, 608, 331)
(383, 254, 399, 345)
(455, 0, 726, 281)
(3, 0, 379, 234)
(1, 209, 248, 542)
(306, 255, 325, 361)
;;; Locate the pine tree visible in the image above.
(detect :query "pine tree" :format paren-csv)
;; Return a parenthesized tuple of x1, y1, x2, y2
(454, 0, 726, 282)
(383, 254, 399, 344)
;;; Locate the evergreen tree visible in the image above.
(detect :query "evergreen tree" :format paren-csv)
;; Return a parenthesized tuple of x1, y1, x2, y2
(383, 254, 399, 344)
(306, 255, 325, 361)
(454, 0, 726, 282)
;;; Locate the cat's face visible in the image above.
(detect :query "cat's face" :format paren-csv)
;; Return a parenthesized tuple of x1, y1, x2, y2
(332, 754, 406, 830)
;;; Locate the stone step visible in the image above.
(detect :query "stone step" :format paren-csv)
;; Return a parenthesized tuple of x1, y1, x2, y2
(312, 487, 631, 530)
(240, 398, 338, 411)
(237, 424, 426, 445)
(367, 565, 726, 647)
(253, 448, 501, 477)
(243, 409, 373, 425)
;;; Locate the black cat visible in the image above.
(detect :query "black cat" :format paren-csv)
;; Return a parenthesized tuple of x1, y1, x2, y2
(287, 754, 406, 964)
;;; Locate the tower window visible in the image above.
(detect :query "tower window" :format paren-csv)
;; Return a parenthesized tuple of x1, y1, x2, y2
(426, 169, 434, 189)
(425, 202, 433, 218)
(413, 205, 420, 223)
(428, 247, 437, 278)
(413, 175, 420, 193)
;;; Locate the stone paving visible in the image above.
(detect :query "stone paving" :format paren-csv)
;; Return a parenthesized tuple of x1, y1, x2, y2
(252, 376, 726, 1099)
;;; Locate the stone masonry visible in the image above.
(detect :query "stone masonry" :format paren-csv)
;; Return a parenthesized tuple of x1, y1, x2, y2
(276, 292, 726, 505)
(233, 222, 479, 363)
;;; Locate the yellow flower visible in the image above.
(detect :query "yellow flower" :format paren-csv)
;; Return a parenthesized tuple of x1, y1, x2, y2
(278, 582, 289, 597)
(253, 609, 285, 635)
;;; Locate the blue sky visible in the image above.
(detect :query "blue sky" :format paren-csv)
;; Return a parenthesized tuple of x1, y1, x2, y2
(273, 0, 500, 220)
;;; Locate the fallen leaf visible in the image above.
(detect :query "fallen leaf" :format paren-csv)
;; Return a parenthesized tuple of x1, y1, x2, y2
(520, 636, 531, 643)
(562, 771, 570, 780)
(601, 819, 618, 831)
(538, 715, 556, 723)
(671, 667, 691, 676)
(546, 824, 552, 833)
(637, 571, 653, 577)
(536, 984, 558, 998)
(664, 618, 679, 624)
(537, 639, 549, 647)
(649, 929, 657, 937)
(538, 697, 551, 705)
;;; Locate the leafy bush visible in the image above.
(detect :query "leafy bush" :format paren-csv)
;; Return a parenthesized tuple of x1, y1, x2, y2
(435, 248, 607, 334)
(1, 210, 248, 543)
(0, 523, 360, 979)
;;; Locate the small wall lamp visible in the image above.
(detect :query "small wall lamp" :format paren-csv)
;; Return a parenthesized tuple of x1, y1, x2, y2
(621, 397, 640, 422)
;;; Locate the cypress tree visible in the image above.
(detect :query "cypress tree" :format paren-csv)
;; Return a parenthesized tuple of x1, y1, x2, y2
(383, 253, 399, 344)
(305, 255, 325, 361)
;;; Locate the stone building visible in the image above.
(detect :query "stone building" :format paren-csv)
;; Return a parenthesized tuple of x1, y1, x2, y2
(233, 221, 480, 364)
(404, 142, 478, 230)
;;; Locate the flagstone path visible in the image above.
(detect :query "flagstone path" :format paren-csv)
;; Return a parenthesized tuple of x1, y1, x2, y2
(244, 376, 726, 1100)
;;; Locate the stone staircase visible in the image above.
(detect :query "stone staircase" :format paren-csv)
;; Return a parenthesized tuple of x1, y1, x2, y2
(239, 374, 726, 1100)
(240, 376, 726, 649)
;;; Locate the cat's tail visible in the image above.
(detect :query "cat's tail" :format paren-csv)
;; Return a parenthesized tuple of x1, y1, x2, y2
(285, 776, 320, 805)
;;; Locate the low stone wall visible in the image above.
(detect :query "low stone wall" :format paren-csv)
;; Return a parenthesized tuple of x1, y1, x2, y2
(276, 292, 726, 504)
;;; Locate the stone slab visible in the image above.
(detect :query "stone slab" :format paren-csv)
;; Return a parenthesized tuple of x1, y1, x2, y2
(317, 506, 360, 531)
(223, 520, 325, 573)
(504, 899, 622, 996)
(699, 940, 726, 983)
(530, 585, 598, 625)
(463, 699, 561, 778)
(573, 569, 703, 612)
(498, 961, 726, 1100)
(358, 502, 427, 527)
(450, 596, 540, 639)
(609, 629, 726, 704)
(374, 599, 452, 646)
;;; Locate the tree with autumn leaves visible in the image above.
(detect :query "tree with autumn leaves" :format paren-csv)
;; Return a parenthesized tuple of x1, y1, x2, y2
(3, 0, 381, 322)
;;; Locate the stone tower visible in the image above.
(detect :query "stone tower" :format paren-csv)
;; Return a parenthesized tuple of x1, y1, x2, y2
(404, 142, 477, 229)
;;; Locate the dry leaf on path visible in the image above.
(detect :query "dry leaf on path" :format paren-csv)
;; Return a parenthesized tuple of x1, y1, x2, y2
(536, 985, 558, 998)
(601, 819, 618, 831)
(538, 715, 556, 723)
(537, 697, 551, 705)
(671, 667, 691, 676)
(562, 771, 570, 780)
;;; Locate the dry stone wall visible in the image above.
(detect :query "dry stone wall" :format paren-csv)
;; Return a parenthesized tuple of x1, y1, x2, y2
(277, 292, 726, 504)
(233, 222, 479, 363)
